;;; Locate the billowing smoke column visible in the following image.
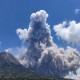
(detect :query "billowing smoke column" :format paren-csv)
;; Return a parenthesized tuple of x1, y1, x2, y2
(16, 10, 80, 78)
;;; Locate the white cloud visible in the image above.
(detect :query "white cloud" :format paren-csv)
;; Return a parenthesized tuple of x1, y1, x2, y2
(30, 10, 48, 23)
(16, 28, 28, 40)
(75, 9, 80, 14)
(65, 68, 80, 80)
(54, 21, 80, 45)
(5, 47, 27, 60)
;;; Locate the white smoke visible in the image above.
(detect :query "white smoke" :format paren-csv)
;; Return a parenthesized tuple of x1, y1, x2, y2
(5, 47, 27, 60)
(16, 28, 28, 41)
(65, 68, 80, 80)
(54, 21, 80, 46)
(16, 10, 80, 79)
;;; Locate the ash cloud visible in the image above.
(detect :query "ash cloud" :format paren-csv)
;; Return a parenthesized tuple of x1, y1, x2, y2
(16, 10, 80, 79)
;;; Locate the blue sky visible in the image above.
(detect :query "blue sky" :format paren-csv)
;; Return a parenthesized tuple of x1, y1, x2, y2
(0, 0, 80, 51)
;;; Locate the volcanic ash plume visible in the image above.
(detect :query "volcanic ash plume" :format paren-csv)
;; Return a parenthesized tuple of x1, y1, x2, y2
(16, 10, 80, 78)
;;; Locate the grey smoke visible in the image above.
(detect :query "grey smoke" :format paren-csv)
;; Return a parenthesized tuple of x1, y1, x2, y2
(16, 10, 80, 79)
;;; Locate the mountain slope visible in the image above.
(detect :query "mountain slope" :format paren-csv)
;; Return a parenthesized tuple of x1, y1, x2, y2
(0, 51, 32, 77)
